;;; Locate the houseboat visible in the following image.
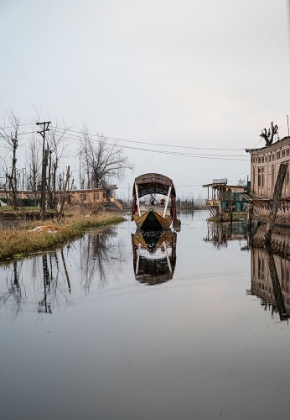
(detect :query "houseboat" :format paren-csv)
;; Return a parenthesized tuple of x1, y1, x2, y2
(245, 135, 290, 224)
(203, 178, 248, 219)
(131, 173, 180, 230)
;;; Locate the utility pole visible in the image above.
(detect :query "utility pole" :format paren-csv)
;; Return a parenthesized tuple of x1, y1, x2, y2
(10, 130, 18, 210)
(36, 121, 51, 219)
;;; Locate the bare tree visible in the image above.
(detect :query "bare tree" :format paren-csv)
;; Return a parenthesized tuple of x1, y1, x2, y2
(0, 111, 20, 209)
(237, 178, 246, 186)
(79, 126, 133, 188)
(26, 135, 41, 205)
(260, 121, 279, 146)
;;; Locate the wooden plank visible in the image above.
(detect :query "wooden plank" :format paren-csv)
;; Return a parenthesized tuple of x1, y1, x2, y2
(264, 163, 288, 244)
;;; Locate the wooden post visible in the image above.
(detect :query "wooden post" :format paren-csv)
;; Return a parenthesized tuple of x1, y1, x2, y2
(229, 203, 233, 224)
(247, 203, 253, 229)
(264, 163, 288, 244)
(163, 185, 172, 218)
(218, 198, 223, 222)
(135, 183, 141, 217)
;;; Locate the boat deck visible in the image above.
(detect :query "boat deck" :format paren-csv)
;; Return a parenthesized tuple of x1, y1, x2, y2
(140, 204, 171, 215)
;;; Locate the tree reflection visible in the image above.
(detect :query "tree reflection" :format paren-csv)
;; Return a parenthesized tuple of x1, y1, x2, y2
(0, 227, 126, 317)
(0, 260, 23, 319)
(79, 228, 126, 291)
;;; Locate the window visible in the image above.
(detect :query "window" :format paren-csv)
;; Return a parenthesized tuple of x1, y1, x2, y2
(268, 155, 271, 162)
(258, 167, 264, 187)
(272, 166, 275, 188)
(80, 193, 86, 201)
(277, 151, 281, 159)
(282, 150, 285, 158)
(287, 149, 289, 156)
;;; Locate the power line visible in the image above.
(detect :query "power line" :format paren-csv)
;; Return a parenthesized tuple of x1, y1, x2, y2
(51, 126, 245, 152)
(50, 129, 248, 161)
(2, 122, 36, 129)
(0, 124, 249, 161)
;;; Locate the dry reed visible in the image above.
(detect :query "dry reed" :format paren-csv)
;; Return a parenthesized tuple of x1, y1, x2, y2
(0, 212, 125, 260)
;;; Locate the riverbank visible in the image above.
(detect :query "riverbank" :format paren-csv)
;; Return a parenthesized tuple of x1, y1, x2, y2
(0, 212, 125, 261)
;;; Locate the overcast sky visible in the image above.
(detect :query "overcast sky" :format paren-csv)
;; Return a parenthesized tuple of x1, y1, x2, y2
(1, 0, 290, 199)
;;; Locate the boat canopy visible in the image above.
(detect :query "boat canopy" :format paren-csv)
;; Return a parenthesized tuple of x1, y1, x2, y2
(132, 173, 176, 197)
(131, 173, 177, 222)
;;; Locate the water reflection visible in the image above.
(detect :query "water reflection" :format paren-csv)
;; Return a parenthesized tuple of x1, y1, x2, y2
(0, 261, 23, 319)
(2, 213, 290, 420)
(0, 227, 126, 318)
(204, 220, 290, 322)
(131, 229, 177, 285)
(38, 255, 52, 314)
(204, 221, 248, 249)
(249, 225, 290, 321)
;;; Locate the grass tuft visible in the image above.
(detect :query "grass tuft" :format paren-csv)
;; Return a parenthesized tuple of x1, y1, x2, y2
(0, 212, 125, 261)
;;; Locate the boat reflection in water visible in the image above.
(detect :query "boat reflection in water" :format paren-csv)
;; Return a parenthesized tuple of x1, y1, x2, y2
(249, 225, 290, 321)
(131, 229, 177, 285)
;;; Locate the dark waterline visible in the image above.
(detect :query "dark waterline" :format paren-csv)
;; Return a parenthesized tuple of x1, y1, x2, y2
(0, 210, 290, 420)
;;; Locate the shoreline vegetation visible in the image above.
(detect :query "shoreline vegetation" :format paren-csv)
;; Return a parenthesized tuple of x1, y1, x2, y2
(0, 212, 125, 261)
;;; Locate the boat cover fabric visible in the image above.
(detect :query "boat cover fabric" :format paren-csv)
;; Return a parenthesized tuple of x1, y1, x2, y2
(131, 173, 177, 221)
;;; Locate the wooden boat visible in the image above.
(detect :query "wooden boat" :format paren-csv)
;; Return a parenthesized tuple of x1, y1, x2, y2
(131, 173, 180, 230)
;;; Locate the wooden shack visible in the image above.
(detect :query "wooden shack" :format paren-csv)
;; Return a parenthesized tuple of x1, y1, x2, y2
(203, 178, 248, 219)
(0, 185, 123, 210)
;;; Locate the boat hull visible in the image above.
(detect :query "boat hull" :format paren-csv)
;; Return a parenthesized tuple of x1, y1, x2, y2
(133, 209, 172, 230)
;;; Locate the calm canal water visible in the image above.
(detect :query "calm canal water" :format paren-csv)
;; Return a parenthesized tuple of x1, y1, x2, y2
(1, 210, 290, 420)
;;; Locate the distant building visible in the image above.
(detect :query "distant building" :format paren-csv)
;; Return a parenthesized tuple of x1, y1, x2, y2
(203, 179, 249, 218)
(246, 136, 290, 198)
(0, 185, 123, 210)
(245, 135, 290, 224)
